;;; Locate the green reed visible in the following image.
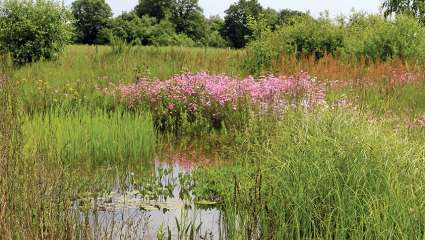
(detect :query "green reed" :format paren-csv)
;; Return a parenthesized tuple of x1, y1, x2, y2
(23, 107, 157, 165)
(194, 108, 425, 239)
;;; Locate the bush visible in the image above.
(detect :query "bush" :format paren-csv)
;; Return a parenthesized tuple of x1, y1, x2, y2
(344, 14, 425, 62)
(0, 0, 73, 65)
(244, 13, 425, 74)
(149, 20, 196, 47)
(244, 15, 344, 74)
(109, 13, 157, 45)
(206, 31, 228, 48)
(108, 14, 196, 47)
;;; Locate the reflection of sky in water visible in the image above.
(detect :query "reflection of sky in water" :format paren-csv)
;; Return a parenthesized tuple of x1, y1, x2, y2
(83, 159, 226, 239)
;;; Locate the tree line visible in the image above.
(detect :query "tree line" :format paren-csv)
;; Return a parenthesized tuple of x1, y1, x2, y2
(71, 0, 307, 48)
(1, 0, 424, 65)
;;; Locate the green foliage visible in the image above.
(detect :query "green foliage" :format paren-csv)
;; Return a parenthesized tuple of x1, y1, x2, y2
(221, 0, 263, 48)
(172, 0, 207, 41)
(281, 15, 344, 58)
(277, 9, 309, 26)
(206, 31, 228, 48)
(382, 0, 425, 24)
(109, 13, 157, 45)
(0, 0, 73, 65)
(71, 0, 112, 44)
(205, 16, 229, 47)
(244, 13, 425, 74)
(344, 14, 425, 61)
(108, 12, 197, 47)
(134, 0, 207, 44)
(244, 15, 344, 74)
(149, 20, 196, 47)
(258, 8, 308, 31)
(134, 0, 174, 21)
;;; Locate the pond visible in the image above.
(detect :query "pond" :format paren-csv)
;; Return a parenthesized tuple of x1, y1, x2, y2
(77, 150, 226, 239)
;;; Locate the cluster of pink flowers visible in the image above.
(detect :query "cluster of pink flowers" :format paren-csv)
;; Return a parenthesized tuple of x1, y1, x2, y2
(416, 115, 425, 127)
(390, 69, 418, 85)
(117, 72, 326, 114)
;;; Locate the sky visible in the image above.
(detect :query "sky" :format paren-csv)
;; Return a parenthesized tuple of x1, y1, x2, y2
(64, 0, 383, 18)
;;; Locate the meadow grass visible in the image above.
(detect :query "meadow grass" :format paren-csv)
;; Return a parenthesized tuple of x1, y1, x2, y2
(15, 45, 245, 113)
(13, 45, 425, 119)
(194, 108, 425, 239)
(23, 108, 157, 165)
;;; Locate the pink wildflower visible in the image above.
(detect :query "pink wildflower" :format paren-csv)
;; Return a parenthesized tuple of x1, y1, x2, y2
(416, 115, 425, 127)
(168, 103, 175, 111)
(117, 72, 326, 114)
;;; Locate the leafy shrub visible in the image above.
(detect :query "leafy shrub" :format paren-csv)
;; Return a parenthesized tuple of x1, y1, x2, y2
(244, 13, 425, 74)
(109, 13, 156, 45)
(147, 20, 195, 47)
(0, 0, 73, 65)
(244, 15, 344, 74)
(343, 14, 425, 61)
(108, 14, 195, 47)
(206, 31, 228, 48)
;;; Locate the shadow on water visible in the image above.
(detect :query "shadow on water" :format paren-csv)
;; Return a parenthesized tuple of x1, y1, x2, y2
(77, 150, 226, 240)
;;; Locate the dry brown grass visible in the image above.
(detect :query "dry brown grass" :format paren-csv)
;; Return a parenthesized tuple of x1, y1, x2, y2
(275, 54, 425, 85)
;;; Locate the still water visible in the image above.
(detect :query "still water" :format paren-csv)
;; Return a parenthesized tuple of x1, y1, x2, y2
(78, 153, 226, 240)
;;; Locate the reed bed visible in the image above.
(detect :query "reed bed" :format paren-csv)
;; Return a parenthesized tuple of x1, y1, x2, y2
(23, 108, 157, 165)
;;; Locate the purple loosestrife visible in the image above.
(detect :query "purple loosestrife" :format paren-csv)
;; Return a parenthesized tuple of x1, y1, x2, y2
(416, 115, 425, 127)
(117, 72, 326, 114)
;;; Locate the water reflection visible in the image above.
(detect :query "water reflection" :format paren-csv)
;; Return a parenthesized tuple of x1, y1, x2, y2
(80, 157, 226, 239)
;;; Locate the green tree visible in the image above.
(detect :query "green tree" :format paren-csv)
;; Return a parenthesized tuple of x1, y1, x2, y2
(220, 0, 263, 48)
(382, 0, 425, 23)
(0, 0, 72, 65)
(262, 8, 279, 29)
(72, 0, 112, 44)
(206, 16, 228, 47)
(134, 0, 173, 21)
(108, 11, 195, 47)
(135, 0, 206, 42)
(172, 0, 206, 41)
(277, 9, 308, 25)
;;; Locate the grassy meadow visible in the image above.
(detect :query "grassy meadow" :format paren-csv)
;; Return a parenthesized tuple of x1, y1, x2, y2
(1, 45, 425, 239)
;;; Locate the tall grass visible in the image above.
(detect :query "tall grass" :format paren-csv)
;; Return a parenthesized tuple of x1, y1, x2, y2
(195, 109, 425, 239)
(0, 72, 84, 239)
(23, 108, 157, 165)
(1, 72, 157, 239)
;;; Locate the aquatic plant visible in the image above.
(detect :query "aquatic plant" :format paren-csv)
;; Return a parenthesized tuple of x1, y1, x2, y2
(23, 108, 157, 164)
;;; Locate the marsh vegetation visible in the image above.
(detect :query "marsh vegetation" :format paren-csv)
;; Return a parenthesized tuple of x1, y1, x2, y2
(1, 0, 425, 239)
